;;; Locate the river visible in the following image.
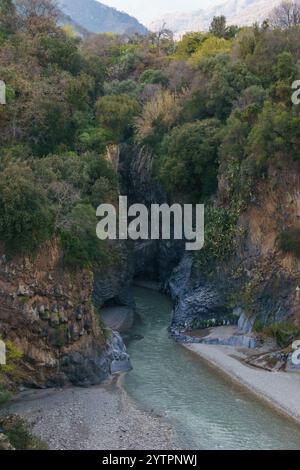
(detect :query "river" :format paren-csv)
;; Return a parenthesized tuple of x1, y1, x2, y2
(124, 287, 300, 450)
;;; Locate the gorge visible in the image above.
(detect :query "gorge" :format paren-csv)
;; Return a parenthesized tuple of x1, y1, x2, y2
(2, 142, 300, 450)
(1, 1, 300, 450)
(3, 285, 300, 450)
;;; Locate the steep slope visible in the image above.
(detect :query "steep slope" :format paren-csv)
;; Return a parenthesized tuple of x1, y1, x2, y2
(58, 0, 148, 35)
(58, 11, 91, 37)
(168, 160, 300, 344)
(0, 240, 131, 388)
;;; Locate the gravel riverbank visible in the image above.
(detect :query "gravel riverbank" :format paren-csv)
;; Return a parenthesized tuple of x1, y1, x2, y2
(2, 377, 181, 450)
(184, 343, 300, 424)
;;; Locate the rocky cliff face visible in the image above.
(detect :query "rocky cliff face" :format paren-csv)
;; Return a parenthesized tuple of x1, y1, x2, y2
(2, 144, 297, 387)
(234, 168, 300, 325)
(168, 254, 230, 330)
(117, 144, 185, 284)
(0, 143, 174, 390)
(93, 244, 135, 310)
(168, 167, 300, 335)
(101, 144, 185, 288)
(0, 240, 129, 387)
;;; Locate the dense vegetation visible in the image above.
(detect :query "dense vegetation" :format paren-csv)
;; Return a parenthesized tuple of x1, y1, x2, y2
(0, 0, 300, 269)
(0, 341, 23, 404)
(0, 414, 48, 449)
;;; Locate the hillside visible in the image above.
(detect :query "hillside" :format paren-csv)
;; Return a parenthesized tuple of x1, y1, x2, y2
(58, 0, 148, 35)
(148, 0, 283, 36)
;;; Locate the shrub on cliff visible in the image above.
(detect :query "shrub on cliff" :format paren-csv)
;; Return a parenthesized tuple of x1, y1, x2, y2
(60, 203, 111, 269)
(135, 90, 182, 149)
(77, 128, 114, 153)
(196, 206, 239, 267)
(278, 228, 300, 258)
(262, 322, 300, 348)
(247, 101, 300, 172)
(0, 164, 54, 253)
(158, 119, 221, 201)
(0, 340, 23, 397)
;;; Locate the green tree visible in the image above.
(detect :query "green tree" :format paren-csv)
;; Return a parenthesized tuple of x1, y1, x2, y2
(103, 79, 140, 98)
(218, 114, 253, 207)
(60, 203, 111, 269)
(158, 119, 222, 200)
(275, 51, 297, 80)
(225, 25, 240, 39)
(209, 16, 239, 40)
(139, 69, 169, 86)
(184, 55, 258, 121)
(0, 164, 54, 252)
(209, 15, 227, 38)
(96, 94, 140, 142)
(0, 0, 17, 38)
(78, 128, 113, 153)
(36, 31, 82, 74)
(175, 32, 208, 59)
(190, 36, 232, 64)
(247, 101, 300, 171)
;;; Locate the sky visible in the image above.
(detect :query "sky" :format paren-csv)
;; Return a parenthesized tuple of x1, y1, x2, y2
(100, 0, 221, 23)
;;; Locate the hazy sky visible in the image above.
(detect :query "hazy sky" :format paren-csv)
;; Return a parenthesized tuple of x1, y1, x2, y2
(101, 1, 220, 23)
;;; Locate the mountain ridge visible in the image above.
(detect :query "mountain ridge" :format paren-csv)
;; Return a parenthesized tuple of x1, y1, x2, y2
(147, 0, 283, 36)
(58, 0, 148, 36)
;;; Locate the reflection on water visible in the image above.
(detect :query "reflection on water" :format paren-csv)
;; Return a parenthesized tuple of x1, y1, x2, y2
(124, 287, 300, 450)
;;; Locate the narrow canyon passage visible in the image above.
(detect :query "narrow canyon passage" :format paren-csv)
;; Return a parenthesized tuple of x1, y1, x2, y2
(125, 287, 300, 450)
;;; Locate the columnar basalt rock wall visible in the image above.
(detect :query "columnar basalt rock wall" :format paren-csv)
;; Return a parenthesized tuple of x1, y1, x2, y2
(168, 168, 300, 333)
(0, 240, 116, 387)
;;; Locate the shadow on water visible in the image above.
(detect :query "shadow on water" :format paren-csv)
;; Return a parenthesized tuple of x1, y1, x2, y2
(124, 287, 300, 450)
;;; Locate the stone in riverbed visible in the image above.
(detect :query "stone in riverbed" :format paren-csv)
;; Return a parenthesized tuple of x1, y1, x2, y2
(286, 353, 300, 373)
(111, 358, 132, 374)
(108, 331, 132, 374)
(238, 311, 256, 334)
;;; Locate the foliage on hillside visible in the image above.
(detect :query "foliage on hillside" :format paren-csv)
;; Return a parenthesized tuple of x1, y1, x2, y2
(0, 1, 300, 268)
(0, 340, 23, 404)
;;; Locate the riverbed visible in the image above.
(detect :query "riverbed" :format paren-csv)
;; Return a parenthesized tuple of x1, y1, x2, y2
(3, 287, 300, 450)
(124, 287, 300, 450)
(2, 378, 179, 450)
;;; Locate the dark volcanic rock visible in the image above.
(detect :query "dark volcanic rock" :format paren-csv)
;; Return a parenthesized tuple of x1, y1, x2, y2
(93, 243, 135, 309)
(117, 144, 185, 284)
(108, 331, 132, 374)
(168, 254, 229, 330)
(59, 331, 131, 386)
(173, 285, 229, 329)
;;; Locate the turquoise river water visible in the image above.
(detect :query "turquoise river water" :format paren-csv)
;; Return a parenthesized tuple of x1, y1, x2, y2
(124, 287, 300, 450)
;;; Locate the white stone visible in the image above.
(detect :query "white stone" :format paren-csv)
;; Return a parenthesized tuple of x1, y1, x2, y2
(0, 80, 6, 105)
(0, 340, 6, 365)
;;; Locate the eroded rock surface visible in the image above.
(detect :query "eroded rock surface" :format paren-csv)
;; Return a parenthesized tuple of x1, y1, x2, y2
(0, 240, 124, 387)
